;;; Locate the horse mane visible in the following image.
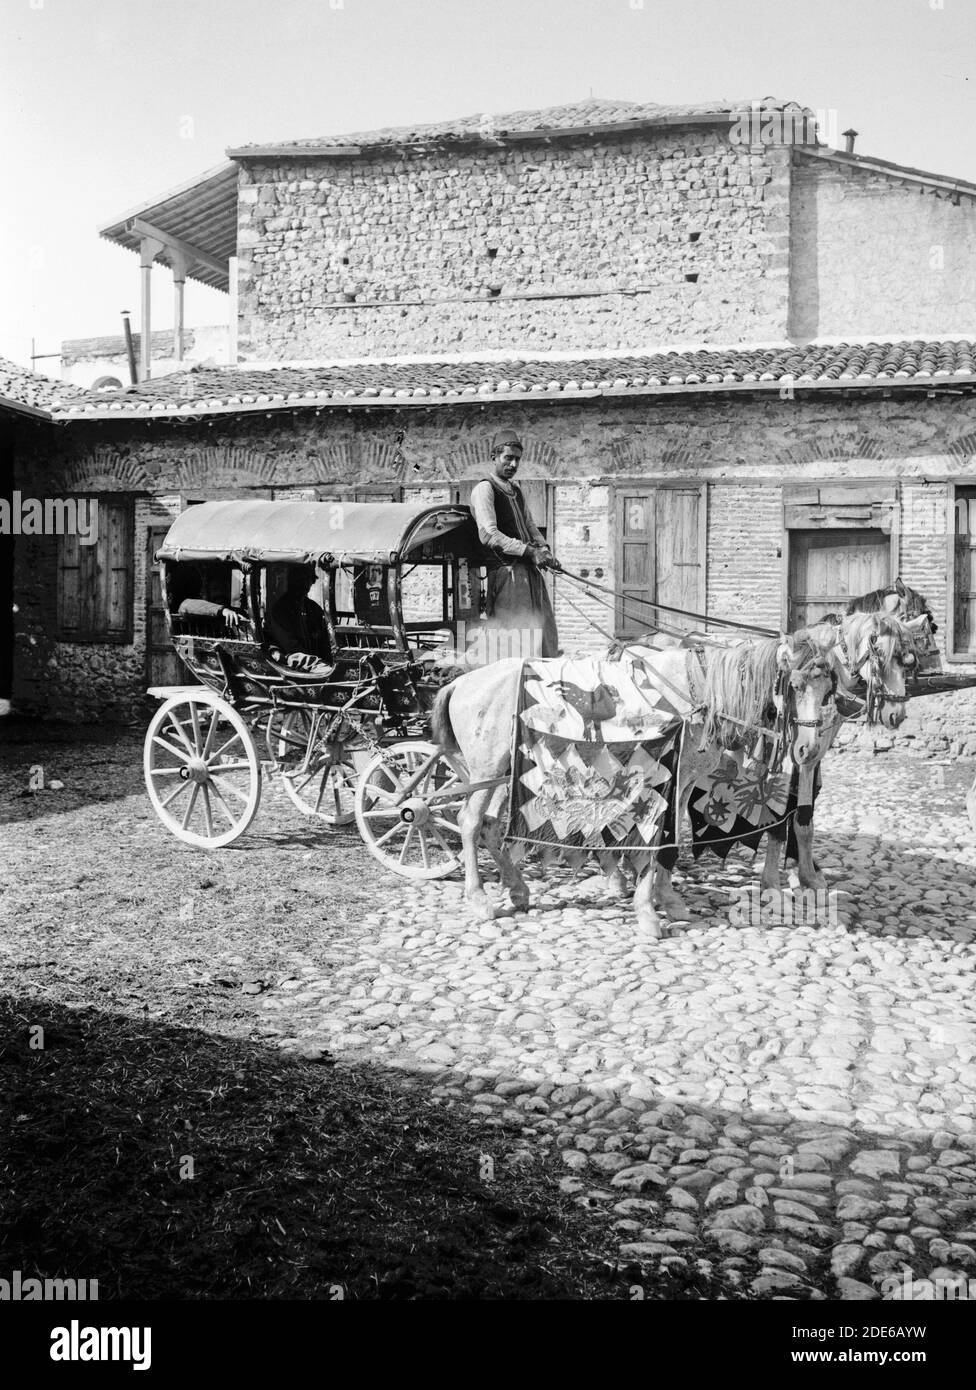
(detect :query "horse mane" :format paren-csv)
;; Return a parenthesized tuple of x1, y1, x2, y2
(844, 586, 890, 615)
(698, 637, 780, 750)
(845, 580, 933, 623)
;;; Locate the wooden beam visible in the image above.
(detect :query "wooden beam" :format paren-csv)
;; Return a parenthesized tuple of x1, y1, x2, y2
(139, 235, 165, 382)
(171, 251, 188, 362)
(228, 255, 239, 365)
(227, 144, 363, 159)
(128, 217, 227, 280)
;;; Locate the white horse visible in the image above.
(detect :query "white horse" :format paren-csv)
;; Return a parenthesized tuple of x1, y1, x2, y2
(430, 630, 837, 936)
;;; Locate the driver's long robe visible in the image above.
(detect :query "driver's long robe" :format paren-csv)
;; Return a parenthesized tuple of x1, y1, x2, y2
(470, 478, 559, 659)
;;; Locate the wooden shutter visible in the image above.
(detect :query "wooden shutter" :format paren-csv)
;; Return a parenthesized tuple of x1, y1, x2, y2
(57, 528, 85, 638)
(615, 486, 705, 635)
(952, 487, 976, 656)
(617, 490, 656, 634)
(656, 486, 704, 625)
(516, 480, 550, 541)
(57, 497, 133, 643)
(104, 500, 132, 639)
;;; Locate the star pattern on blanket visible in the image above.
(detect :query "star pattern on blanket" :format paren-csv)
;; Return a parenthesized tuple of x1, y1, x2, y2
(688, 746, 794, 857)
(508, 657, 683, 867)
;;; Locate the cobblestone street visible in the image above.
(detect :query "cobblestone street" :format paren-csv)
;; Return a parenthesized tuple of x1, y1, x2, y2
(261, 749, 976, 1299)
(3, 731, 976, 1299)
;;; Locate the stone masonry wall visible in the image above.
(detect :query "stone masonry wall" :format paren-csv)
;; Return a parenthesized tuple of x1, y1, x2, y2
(236, 131, 791, 358)
(12, 390, 976, 721)
(790, 158, 976, 339)
(833, 686, 976, 759)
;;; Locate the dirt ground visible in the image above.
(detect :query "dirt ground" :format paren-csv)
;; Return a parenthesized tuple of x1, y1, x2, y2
(0, 718, 690, 1302)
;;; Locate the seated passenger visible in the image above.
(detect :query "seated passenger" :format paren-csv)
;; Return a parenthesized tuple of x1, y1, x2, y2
(177, 568, 251, 633)
(266, 566, 331, 671)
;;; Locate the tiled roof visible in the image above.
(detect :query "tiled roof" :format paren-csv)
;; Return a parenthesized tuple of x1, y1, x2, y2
(796, 146, 976, 203)
(228, 96, 799, 155)
(55, 339, 976, 420)
(0, 356, 88, 417)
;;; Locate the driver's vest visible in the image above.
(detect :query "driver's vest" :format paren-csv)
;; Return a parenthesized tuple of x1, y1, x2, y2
(482, 478, 535, 566)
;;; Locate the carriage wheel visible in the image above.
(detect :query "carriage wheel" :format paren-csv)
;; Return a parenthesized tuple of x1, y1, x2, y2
(273, 709, 358, 826)
(144, 690, 261, 848)
(354, 740, 466, 880)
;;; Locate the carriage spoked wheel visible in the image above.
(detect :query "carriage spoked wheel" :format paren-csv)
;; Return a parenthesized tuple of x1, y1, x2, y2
(144, 690, 262, 848)
(271, 708, 359, 826)
(354, 740, 467, 880)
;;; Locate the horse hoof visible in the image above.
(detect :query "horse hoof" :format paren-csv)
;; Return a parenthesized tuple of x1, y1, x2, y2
(466, 894, 496, 922)
(636, 918, 663, 939)
(668, 915, 700, 931)
(508, 893, 530, 913)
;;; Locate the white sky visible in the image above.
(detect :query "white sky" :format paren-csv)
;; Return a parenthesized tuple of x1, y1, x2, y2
(2, 0, 975, 374)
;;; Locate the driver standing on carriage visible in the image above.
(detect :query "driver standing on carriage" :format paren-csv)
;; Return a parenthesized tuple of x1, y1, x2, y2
(470, 429, 560, 658)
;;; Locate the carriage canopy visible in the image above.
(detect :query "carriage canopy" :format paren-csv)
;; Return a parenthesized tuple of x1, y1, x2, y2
(155, 498, 473, 565)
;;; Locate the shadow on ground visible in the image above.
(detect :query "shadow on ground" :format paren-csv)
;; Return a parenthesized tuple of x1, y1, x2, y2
(0, 721, 145, 826)
(0, 994, 654, 1301)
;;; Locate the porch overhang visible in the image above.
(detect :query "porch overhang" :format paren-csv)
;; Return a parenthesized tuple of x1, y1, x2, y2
(98, 161, 238, 292)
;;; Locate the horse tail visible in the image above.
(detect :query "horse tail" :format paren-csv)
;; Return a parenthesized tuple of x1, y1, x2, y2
(430, 683, 458, 752)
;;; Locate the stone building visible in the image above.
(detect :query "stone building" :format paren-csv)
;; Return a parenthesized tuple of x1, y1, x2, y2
(60, 326, 230, 392)
(6, 97, 976, 719)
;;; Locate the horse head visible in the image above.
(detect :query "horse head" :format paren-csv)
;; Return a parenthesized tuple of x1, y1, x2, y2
(834, 612, 914, 727)
(776, 631, 838, 765)
(889, 577, 938, 634)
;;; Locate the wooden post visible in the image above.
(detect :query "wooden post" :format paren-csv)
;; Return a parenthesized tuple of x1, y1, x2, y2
(171, 252, 188, 362)
(139, 235, 165, 381)
(228, 255, 239, 364)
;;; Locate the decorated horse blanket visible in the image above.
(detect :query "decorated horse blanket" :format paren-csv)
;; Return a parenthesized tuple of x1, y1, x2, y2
(687, 746, 822, 862)
(506, 654, 693, 871)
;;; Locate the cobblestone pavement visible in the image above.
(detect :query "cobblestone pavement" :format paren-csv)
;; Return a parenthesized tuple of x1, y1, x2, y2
(259, 752, 976, 1300)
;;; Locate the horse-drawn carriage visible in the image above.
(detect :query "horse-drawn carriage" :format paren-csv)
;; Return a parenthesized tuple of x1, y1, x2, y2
(144, 499, 970, 926)
(144, 498, 478, 877)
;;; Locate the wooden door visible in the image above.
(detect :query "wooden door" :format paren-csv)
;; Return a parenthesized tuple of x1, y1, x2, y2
(655, 487, 704, 626)
(954, 489, 976, 654)
(788, 528, 889, 629)
(615, 487, 704, 635)
(146, 527, 186, 688)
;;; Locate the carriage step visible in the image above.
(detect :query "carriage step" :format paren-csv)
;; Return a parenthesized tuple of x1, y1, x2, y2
(146, 685, 208, 700)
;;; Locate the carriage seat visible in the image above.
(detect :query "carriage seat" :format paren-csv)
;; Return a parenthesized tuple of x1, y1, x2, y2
(264, 647, 337, 682)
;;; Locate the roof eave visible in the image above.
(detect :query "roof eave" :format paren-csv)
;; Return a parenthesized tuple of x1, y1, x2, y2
(796, 146, 976, 201)
(98, 161, 238, 293)
(225, 110, 746, 160)
(0, 395, 57, 421)
(52, 374, 976, 423)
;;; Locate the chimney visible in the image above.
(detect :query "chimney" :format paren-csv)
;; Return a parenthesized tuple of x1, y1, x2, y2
(843, 128, 858, 154)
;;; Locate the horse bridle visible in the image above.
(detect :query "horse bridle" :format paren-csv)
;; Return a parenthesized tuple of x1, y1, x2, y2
(834, 626, 910, 723)
(767, 658, 837, 772)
